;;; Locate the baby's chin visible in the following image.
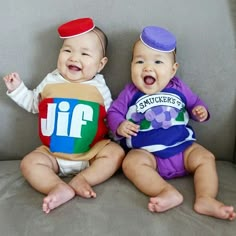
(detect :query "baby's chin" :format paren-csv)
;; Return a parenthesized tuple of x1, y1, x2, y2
(64, 76, 92, 83)
(138, 85, 161, 95)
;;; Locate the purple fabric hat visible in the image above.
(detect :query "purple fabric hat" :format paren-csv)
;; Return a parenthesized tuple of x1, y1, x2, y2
(140, 26, 176, 52)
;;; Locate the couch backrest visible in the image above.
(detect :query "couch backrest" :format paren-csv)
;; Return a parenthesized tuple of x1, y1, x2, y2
(0, 0, 235, 161)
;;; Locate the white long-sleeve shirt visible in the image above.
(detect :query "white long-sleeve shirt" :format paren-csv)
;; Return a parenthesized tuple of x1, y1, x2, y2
(7, 69, 112, 113)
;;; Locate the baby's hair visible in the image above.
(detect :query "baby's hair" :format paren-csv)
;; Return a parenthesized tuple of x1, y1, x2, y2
(173, 48, 177, 63)
(92, 26, 108, 57)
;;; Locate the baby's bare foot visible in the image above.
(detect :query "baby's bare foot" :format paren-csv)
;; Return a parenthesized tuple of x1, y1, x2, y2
(69, 174, 96, 198)
(194, 197, 236, 221)
(148, 187, 183, 213)
(42, 183, 75, 214)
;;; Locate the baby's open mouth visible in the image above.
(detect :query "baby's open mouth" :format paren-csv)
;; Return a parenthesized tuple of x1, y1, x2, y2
(144, 76, 156, 85)
(68, 65, 81, 71)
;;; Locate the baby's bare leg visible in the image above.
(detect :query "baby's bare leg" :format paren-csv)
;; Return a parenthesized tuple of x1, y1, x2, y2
(122, 149, 183, 212)
(184, 143, 236, 221)
(20, 151, 75, 214)
(69, 142, 124, 198)
(69, 173, 96, 198)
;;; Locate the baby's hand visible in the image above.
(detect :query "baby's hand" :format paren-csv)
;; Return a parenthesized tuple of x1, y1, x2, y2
(3, 72, 22, 93)
(192, 105, 208, 122)
(117, 120, 139, 138)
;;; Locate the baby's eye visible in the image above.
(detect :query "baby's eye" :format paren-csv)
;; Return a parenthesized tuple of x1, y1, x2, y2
(155, 60, 162, 64)
(63, 49, 71, 53)
(136, 60, 144, 64)
(82, 52, 90, 56)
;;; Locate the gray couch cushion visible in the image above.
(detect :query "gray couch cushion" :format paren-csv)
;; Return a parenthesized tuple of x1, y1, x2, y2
(0, 160, 235, 236)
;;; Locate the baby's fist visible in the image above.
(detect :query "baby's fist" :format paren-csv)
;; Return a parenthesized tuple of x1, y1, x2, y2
(192, 105, 208, 122)
(3, 72, 22, 92)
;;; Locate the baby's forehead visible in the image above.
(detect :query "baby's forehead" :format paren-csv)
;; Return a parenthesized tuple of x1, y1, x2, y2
(133, 41, 175, 61)
(133, 41, 165, 55)
(62, 32, 98, 46)
(61, 32, 104, 57)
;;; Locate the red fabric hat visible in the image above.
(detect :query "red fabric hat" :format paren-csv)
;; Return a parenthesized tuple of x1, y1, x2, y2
(58, 18, 95, 38)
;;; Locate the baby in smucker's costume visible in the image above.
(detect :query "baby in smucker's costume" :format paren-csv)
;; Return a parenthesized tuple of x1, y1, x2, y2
(3, 17, 124, 214)
(107, 26, 236, 220)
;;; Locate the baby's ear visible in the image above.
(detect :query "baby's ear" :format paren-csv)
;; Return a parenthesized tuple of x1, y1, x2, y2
(171, 62, 179, 77)
(98, 57, 108, 73)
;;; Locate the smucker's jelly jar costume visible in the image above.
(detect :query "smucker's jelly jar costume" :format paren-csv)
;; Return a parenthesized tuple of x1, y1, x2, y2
(107, 26, 209, 179)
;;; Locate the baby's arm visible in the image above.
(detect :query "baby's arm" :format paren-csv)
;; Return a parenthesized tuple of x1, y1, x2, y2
(3, 72, 22, 92)
(3, 72, 46, 113)
(117, 120, 139, 138)
(107, 83, 140, 138)
(192, 105, 208, 122)
(177, 78, 210, 122)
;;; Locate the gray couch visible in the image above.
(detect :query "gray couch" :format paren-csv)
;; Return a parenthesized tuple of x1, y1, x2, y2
(0, 0, 235, 235)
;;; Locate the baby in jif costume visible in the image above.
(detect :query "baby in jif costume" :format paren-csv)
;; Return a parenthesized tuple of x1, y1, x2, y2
(3, 17, 124, 214)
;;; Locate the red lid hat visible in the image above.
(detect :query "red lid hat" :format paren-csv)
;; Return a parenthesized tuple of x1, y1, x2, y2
(58, 17, 95, 38)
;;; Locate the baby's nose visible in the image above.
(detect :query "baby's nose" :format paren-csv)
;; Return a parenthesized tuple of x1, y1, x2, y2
(144, 64, 153, 72)
(69, 54, 79, 62)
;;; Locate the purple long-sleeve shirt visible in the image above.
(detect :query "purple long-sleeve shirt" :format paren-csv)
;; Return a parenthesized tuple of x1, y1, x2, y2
(107, 76, 209, 140)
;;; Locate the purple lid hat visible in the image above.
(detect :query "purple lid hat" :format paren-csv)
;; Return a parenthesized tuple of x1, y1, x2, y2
(140, 26, 176, 52)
